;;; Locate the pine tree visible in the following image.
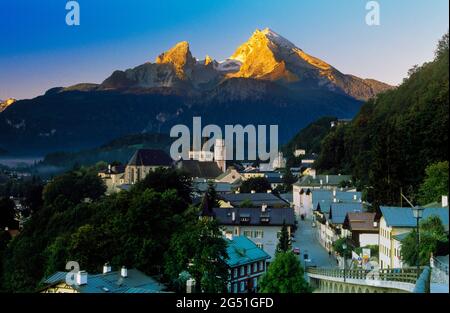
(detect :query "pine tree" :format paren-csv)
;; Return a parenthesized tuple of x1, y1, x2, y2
(276, 221, 291, 253)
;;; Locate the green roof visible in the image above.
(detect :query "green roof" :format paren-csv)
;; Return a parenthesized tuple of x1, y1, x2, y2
(225, 236, 270, 267)
(294, 174, 352, 187)
(393, 232, 411, 242)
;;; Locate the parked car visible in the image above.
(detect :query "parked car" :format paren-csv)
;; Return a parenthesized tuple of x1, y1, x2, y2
(292, 247, 301, 255)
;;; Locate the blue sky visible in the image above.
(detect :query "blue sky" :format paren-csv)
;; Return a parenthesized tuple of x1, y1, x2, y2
(0, 0, 448, 100)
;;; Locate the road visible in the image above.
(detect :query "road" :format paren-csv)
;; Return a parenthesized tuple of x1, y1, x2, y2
(292, 217, 337, 268)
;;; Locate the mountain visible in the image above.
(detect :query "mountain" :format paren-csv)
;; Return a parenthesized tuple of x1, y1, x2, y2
(315, 32, 449, 207)
(0, 98, 16, 113)
(0, 28, 392, 155)
(283, 116, 338, 166)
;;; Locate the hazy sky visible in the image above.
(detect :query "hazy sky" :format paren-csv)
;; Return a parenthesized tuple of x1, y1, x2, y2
(0, 0, 448, 100)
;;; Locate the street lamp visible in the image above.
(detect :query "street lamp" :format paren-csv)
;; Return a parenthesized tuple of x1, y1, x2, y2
(342, 242, 347, 282)
(412, 205, 424, 273)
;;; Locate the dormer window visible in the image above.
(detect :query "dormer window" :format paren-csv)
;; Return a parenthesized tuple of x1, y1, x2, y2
(240, 213, 251, 223)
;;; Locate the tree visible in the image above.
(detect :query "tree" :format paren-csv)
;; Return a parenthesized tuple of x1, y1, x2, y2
(0, 197, 15, 229)
(240, 177, 272, 193)
(401, 216, 449, 266)
(276, 221, 291, 253)
(332, 237, 352, 258)
(418, 161, 449, 205)
(164, 214, 229, 293)
(43, 168, 106, 208)
(259, 252, 311, 293)
(281, 168, 297, 193)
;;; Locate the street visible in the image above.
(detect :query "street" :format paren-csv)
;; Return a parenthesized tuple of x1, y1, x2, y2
(293, 217, 337, 268)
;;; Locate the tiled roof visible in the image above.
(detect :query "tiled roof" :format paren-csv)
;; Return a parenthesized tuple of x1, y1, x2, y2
(329, 203, 364, 225)
(213, 207, 295, 226)
(43, 269, 166, 293)
(294, 174, 352, 187)
(380, 206, 449, 229)
(311, 190, 362, 213)
(225, 236, 270, 267)
(343, 212, 378, 232)
(128, 149, 173, 167)
(177, 160, 223, 179)
(220, 193, 289, 208)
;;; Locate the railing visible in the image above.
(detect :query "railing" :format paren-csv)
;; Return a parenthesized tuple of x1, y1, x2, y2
(307, 267, 422, 284)
(431, 255, 449, 275)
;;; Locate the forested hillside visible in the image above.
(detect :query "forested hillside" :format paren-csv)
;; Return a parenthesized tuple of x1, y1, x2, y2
(315, 33, 449, 207)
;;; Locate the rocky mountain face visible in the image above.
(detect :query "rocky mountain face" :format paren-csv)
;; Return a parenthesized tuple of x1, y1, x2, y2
(99, 28, 392, 100)
(0, 29, 393, 155)
(0, 98, 16, 113)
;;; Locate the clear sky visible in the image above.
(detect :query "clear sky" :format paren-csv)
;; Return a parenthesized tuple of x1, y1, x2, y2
(0, 0, 448, 100)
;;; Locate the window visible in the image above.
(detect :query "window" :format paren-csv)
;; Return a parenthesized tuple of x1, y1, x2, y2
(243, 230, 253, 238)
(240, 281, 245, 292)
(240, 266, 245, 276)
(234, 228, 239, 235)
(255, 230, 264, 239)
(256, 243, 264, 250)
(233, 268, 238, 278)
(247, 264, 251, 274)
(259, 261, 264, 271)
(253, 263, 258, 273)
(253, 277, 258, 289)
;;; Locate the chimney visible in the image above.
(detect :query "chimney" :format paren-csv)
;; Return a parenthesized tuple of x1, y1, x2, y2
(232, 212, 236, 222)
(121, 266, 128, 278)
(326, 175, 329, 184)
(442, 196, 448, 207)
(262, 204, 268, 212)
(353, 195, 357, 201)
(103, 263, 111, 274)
(333, 189, 336, 197)
(186, 278, 196, 293)
(333, 198, 337, 203)
(76, 271, 88, 286)
(251, 190, 256, 194)
(373, 221, 378, 228)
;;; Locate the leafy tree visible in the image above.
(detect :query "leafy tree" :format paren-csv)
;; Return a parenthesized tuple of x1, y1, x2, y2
(418, 161, 449, 205)
(43, 168, 106, 207)
(281, 168, 297, 193)
(0, 197, 15, 229)
(259, 252, 311, 293)
(332, 237, 352, 258)
(401, 216, 449, 266)
(134, 168, 192, 209)
(164, 214, 229, 293)
(276, 221, 291, 253)
(240, 177, 272, 193)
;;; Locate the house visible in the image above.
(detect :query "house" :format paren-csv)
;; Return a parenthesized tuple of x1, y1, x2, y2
(98, 164, 126, 194)
(208, 206, 296, 260)
(293, 149, 306, 157)
(125, 149, 173, 184)
(225, 236, 270, 293)
(41, 266, 167, 293)
(192, 179, 235, 195)
(379, 206, 449, 269)
(215, 167, 244, 185)
(263, 172, 284, 190)
(293, 184, 360, 217)
(187, 138, 227, 172)
(176, 160, 223, 179)
(315, 202, 364, 251)
(343, 212, 379, 247)
(219, 192, 290, 208)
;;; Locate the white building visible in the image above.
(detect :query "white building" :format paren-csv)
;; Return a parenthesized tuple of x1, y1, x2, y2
(205, 206, 296, 262)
